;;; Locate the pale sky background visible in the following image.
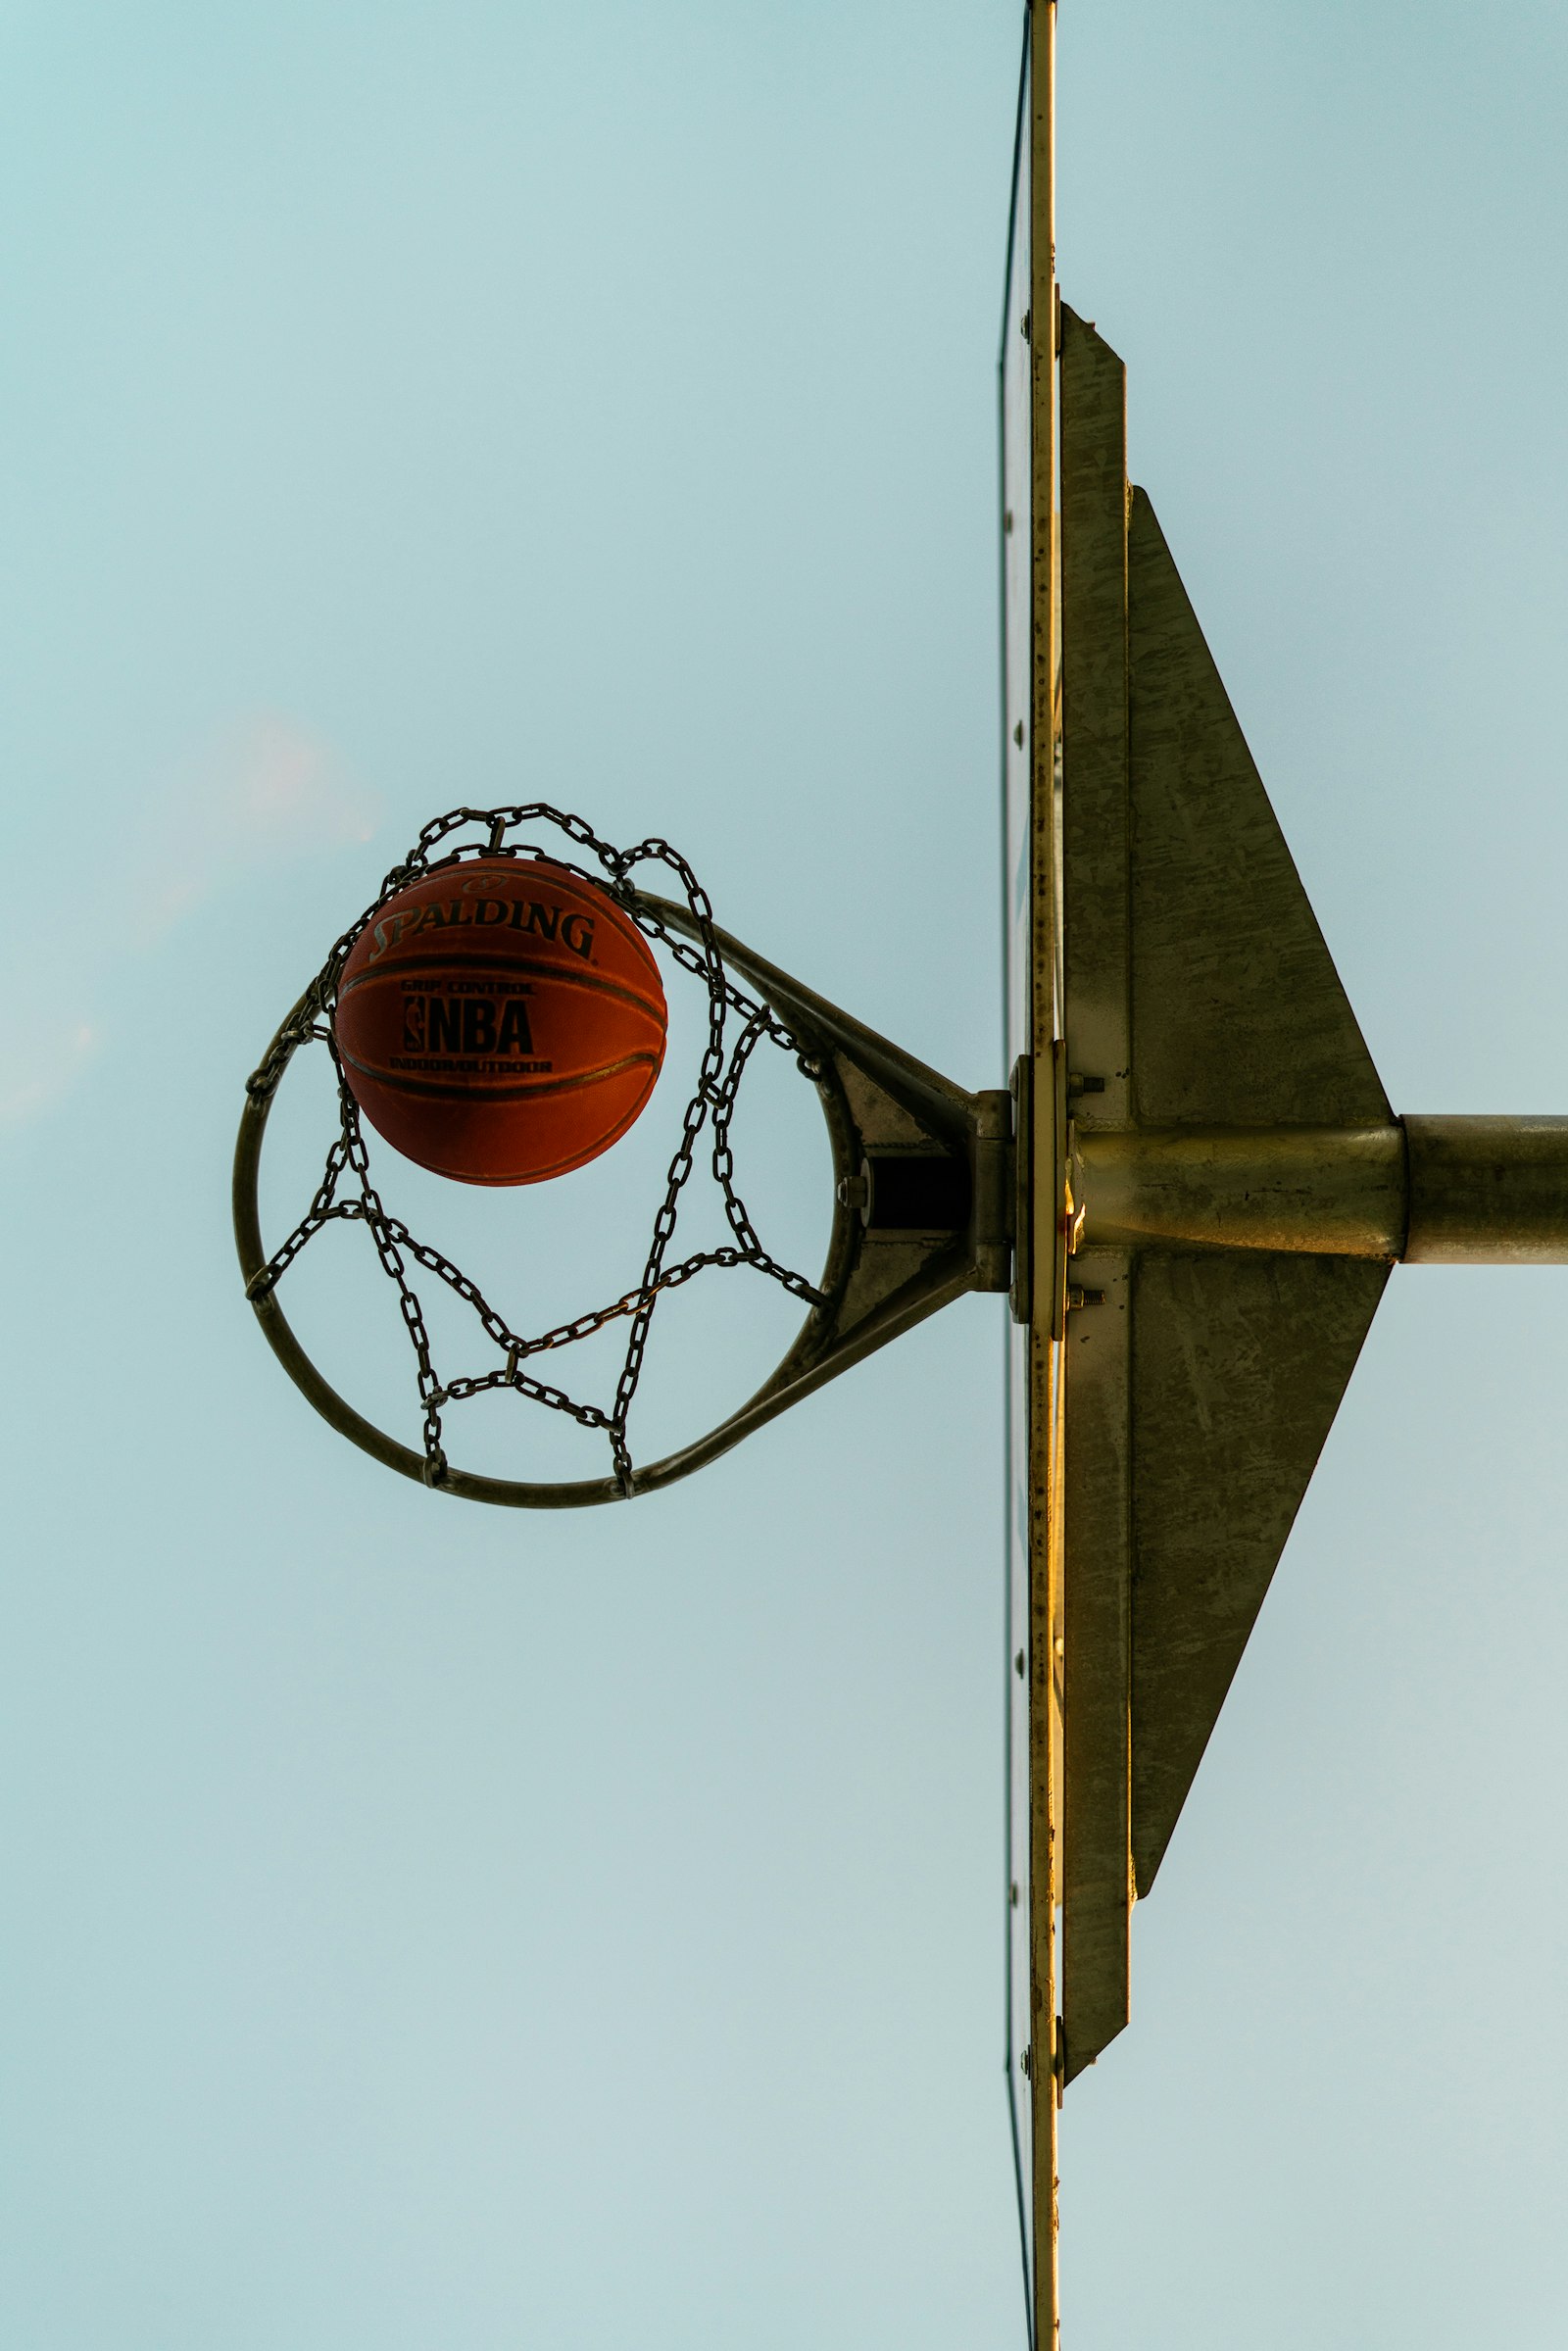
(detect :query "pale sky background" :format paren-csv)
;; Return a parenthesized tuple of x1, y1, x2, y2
(3, 4, 1568, 2345)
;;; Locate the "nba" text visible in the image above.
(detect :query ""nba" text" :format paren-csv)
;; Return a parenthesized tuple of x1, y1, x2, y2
(401, 995, 536, 1054)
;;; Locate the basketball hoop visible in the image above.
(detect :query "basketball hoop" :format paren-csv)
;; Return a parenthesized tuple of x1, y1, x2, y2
(234, 805, 1014, 1506)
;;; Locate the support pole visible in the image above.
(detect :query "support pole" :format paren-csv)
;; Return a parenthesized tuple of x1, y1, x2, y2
(1072, 1117, 1568, 1265)
(1404, 1117, 1568, 1261)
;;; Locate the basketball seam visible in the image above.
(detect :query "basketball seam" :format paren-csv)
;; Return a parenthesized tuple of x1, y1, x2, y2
(339, 953, 666, 1026)
(336, 1046, 662, 1104)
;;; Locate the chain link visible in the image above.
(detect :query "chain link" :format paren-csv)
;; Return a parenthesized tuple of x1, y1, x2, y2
(246, 806, 825, 1493)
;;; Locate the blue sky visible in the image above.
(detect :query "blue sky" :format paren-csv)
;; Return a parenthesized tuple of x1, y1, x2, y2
(3, 5, 1568, 2345)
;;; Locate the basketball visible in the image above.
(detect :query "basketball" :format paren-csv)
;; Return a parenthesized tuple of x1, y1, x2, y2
(333, 855, 667, 1185)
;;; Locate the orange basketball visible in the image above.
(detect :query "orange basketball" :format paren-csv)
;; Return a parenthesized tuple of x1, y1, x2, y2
(333, 855, 667, 1186)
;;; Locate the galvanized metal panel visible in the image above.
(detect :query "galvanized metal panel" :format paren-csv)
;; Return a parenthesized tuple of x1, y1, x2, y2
(1059, 303, 1133, 2081)
(1117, 484, 1395, 1896)
(1130, 1249, 1390, 1893)
(1059, 1253, 1132, 2082)
(1126, 489, 1392, 1131)
(1060, 308, 1130, 1131)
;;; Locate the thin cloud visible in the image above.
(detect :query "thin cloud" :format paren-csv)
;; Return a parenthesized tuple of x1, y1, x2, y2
(133, 714, 379, 947)
(0, 715, 379, 1132)
(0, 1020, 100, 1131)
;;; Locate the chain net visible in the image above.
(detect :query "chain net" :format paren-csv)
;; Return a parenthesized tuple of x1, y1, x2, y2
(244, 806, 825, 1494)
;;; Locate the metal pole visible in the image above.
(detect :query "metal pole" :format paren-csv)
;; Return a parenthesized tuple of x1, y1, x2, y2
(1403, 1117, 1568, 1261)
(1069, 1117, 1568, 1264)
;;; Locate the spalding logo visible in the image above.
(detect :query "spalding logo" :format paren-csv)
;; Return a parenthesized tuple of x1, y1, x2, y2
(366, 896, 596, 962)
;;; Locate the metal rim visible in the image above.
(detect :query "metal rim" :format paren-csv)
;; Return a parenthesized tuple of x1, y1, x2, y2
(233, 938, 861, 1509)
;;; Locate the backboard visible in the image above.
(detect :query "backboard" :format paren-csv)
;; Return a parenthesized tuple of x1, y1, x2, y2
(999, 8, 1056, 2339)
(1000, 12, 1405, 2342)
